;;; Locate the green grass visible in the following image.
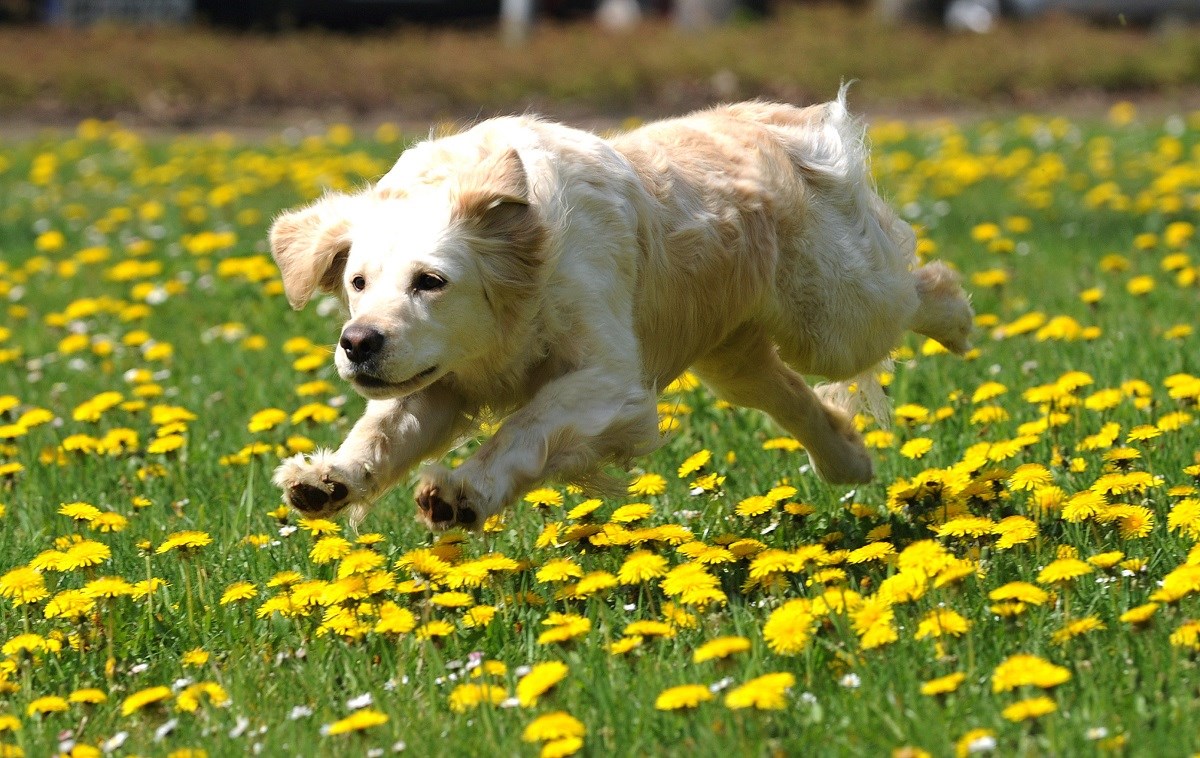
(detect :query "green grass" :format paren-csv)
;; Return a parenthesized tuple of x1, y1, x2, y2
(1, 106, 1199, 756)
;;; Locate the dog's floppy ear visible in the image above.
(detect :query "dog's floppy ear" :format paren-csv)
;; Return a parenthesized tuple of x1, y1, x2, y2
(453, 148, 543, 251)
(269, 195, 355, 310)
(453, 148, 548, 323)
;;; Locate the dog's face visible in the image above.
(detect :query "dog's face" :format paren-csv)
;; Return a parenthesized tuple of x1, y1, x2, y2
(269, 147, 546, 400)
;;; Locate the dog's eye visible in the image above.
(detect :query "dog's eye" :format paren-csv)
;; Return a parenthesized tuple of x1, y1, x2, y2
(351, 275, 366, 292)
(412, 272, 447, 292)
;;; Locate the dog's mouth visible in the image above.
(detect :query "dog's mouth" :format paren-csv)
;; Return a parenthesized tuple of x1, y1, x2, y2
(351, 365, 439, 395)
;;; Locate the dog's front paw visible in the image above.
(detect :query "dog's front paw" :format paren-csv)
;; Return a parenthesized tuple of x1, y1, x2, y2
(414, 466, 482, 532)
(809, 409, 875, 485)
(274, 451, 362, 517)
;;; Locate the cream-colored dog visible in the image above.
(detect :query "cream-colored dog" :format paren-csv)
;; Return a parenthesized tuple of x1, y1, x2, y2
(270, 91, 973, 530)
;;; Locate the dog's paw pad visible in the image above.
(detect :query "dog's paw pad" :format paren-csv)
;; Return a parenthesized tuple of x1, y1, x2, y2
(284, 475, 351, 514)
(288, 482, 332, 512)
(415, 484, 478, 530)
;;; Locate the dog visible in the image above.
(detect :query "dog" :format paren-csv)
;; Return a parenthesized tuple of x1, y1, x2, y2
(269, 90, 973, 530)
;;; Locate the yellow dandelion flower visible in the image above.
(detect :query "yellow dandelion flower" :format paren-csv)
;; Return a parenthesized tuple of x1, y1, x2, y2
(541, 737, 584, 758)
(448, 684, 506, 713)
(181, 648, 210, 667)
(724, 672, 795, 710)
(517, 661, 569, 707)
(524, 488, 564, 508)
(607, 636, 643, 655)
(1002, 695, 1057, 722)
(655, 684, 714, 710)
(1037, 558, 1093, 585)
(920, 672, 966, 696)
(121, 686, 172, 716)
(763, 600, 818, 655)
(219, 582, 257, 605)
(991, 654, 1070, 692)
(693, 636, 751, 663)
(537, 614, 591, 645)
(914, 609, 971, 639)
(1051, 616, 1105, 644)
(677, 450, 711, 478)
(155, 531, 212, 554)
(0, 567, 48, 605)
(25, 696, 68, 717)
(247, 408, 288, 432)
(67, 688, 107, 705)
(322, 709, 388, 735)
(522, 711, 586, 742)
(628, 473, 667, 496)
(617, 551, 668, 584)
(610, 503, 653, 523)
(374, 602, 417, 635)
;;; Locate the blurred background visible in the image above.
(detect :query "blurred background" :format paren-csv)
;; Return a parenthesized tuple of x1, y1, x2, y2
(0, 0, 1197, 128)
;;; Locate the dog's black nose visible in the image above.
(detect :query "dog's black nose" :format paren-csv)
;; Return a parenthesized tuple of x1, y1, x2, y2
(339, 325, 385, 364)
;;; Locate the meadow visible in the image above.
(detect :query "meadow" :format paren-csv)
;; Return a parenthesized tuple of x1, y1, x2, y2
(0, 104, 1199, 757)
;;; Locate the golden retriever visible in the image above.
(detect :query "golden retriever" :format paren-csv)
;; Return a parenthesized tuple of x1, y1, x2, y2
(270, 91, 973, 530)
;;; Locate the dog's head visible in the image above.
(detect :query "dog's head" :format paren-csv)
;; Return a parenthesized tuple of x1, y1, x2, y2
(269, 147, 547, 400)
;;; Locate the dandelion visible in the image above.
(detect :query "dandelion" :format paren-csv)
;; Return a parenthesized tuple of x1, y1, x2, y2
(537, 614, 592, 645)
(1051, 617, 1105, 644)
(522, 712, 585, 742)
(693, 636, 751, 663)
(628, 473, 667, 496)
(68, 689, 107, 705)
(180, 649, 210, 668)
(1002, 696, 1058, 722)
(900, 438, 933, 459)
(762, 600, 818, 655)
(25, 696, 68, 717)
(156, 531, 212, 555)
(1119, 603, 1159, 625)
(0, 567, 48, 605)
(58, 502, 102, 522)
(536, 559, 583, 584)
(610, 503, 653, 523)
(219, 582, 257, 605)
(991, 654, 1071, 692)
(81, 576, 134, 599)
(655, 684, 714, 710)
(121, 686, 172, 716)
(321, 709, 388, 735)
(524, 488, 563, 508)
(677, 450, 711, 478)
(247, 408, 288, 432)
(920, 672, 966, 696)
(724, 672, 795, 710)
(448, 684, 506, 713)
(517, 661, 569, 707)
(915, 609, 971, 639)
(415, 620, 455, 640)
(1037, 558, 1093, 585)
(617, 551, 668, 584)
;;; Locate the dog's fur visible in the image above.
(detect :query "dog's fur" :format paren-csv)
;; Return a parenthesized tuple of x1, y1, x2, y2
(270, 92, 973, 530)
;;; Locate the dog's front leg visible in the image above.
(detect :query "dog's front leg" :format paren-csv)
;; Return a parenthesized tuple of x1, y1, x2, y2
(415, 367, 659, 530)
(274, 383, 471, 519)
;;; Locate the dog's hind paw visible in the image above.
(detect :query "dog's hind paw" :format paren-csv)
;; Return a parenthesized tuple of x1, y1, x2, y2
(807, 407, 875, 485)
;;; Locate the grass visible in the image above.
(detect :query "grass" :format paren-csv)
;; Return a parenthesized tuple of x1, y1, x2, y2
(1, 6, 1200, 123)
(0, 103, 1199, 756)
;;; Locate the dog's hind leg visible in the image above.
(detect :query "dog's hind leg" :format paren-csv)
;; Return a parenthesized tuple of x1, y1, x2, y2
(909, 261, 974, 354)
(693, 326, 873, 485)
